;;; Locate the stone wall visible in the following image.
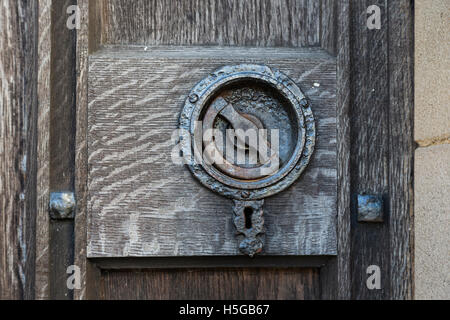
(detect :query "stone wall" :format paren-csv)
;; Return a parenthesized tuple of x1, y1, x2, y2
(415, 0, 450, 300)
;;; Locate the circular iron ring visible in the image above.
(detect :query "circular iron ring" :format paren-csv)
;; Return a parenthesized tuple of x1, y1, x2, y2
(179, 64, 316, 201)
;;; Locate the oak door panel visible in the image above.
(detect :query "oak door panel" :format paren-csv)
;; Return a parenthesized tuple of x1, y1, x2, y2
(94, 268, 320, 300)
(87, 46, 337, 258)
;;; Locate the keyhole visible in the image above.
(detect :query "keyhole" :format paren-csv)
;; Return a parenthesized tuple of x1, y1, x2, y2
(244, 207, 253, 229)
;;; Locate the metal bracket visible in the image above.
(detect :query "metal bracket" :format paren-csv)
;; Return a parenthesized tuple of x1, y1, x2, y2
(49, 192, 76, 220)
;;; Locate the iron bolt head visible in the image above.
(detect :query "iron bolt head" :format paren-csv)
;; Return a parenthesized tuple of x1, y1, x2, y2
(49, 192, 76, 220)
(357, 194, 384, 223)
(189, 94, 199, 103)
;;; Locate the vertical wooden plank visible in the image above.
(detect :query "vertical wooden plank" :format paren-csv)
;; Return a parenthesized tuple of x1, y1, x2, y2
(334, 0, 352, 300)
(35, 0, 52, 300)
(75, 0, 110, 301)
(48, 0, 77, 300)
(320, 0, 337, 55)
(89, 0, 106, 53)
(0, 0, 38, 300)
(320, 0, 351, 300)
(321, 0, 414, 300)
(388, 0, 414, 300)
(349, 0, 391, 300)
(74, 0, 90, 300)
(305, 0, 321, 46)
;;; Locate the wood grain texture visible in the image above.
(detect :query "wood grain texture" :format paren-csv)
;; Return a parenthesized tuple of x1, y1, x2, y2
(320, 0, 337, 55)
(74, 0, 90, 300)
(95, 268, 320, 300)
(87, 46, 337, 258)
(89, 0, 106, 53)
(74, 0, 414, 300)
(50, 0, 77, 191)
(349, 0, 391, 300)
(100, 0, 320, 47)
(0, 0, 38, 300)
(334, 0, 351, 300)
(46, 0, 77, 300)
(320, 0, 414, 300)
(35, 0, 52, 301)
(320, 0, 351, 300)
(388, 0, 414, 300)
(93, 256, 327, 269)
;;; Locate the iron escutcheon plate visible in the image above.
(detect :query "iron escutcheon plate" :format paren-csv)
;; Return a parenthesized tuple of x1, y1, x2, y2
(180, 64, 316, 257)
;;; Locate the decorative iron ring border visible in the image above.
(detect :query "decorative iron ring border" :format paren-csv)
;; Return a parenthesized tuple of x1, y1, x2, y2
(192, 68, 306, 189)
(179, 64, 316, 201)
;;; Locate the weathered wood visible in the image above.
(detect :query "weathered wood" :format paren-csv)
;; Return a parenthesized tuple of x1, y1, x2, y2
(0, 0, 38, 300)
(72, 0, 414, 300)
(50, 0, 77, 191)
(74, 0, 91, 301)
(334, 0, 352, 300)
(76, 0, 331, 301)
(88, 0, 106, 53)
(0, 0, 415, 301)
(388, 0, 414, 300)
(320, 0, 351, 300)
(320, 0, 414, 300)
(349, 0, 391, 300)
(87, 46, 337, 258)
(96, 268, 320, 300)
(49, 220, 75, 299)
(35, 0, 52, 301)
(93, 256, 328, 269)
(46, 0, 77, 300)
(100, 0, 320, 47)
(320, 0, 337, 55)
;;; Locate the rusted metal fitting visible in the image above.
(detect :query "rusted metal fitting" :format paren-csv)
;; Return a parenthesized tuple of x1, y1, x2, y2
(357, 194, 384, 223)
(49, 192, 76, 220)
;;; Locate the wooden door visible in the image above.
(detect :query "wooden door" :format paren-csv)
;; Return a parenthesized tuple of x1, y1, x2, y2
(0, 0, 413, 300)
